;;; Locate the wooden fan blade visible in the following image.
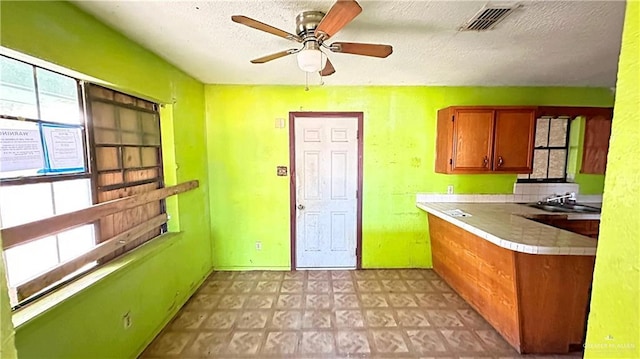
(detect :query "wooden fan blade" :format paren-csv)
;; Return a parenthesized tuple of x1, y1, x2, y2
(232, 15, 302, 42)
(250, 49, 297, 64)
(320, 58, 336, 76)
(330, 42, 393, 58)
(315, 0, 362, 42)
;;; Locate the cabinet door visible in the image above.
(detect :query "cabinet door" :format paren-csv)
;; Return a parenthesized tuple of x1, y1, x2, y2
(493, 109, 535, 173)
(452, 109, 494, 172)
(581, 115, 612, 174)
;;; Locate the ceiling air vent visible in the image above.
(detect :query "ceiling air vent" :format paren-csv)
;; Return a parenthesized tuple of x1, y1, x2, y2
(459, 4, 520, 31)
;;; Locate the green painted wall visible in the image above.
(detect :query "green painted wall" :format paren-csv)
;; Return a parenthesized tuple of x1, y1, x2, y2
(1, 1, 210, 358)
(585, 1, 640, 357)
(567, 117, 607, 194)
(206, 85, 614, 269)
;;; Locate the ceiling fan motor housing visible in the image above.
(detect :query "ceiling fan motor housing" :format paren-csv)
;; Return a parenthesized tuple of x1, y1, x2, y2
(296, 11, 325, 38)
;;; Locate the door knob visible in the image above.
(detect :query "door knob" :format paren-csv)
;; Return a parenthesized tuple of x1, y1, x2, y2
(497, 156, 504, 167)
(297, 204, 305, 210)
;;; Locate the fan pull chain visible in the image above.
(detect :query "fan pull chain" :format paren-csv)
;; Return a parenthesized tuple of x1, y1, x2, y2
(305, 71, 310, 91)
(319, 52, 325, 86)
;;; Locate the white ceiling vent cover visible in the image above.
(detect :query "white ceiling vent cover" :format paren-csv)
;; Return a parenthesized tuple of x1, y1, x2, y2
(459, 4, 520, 31)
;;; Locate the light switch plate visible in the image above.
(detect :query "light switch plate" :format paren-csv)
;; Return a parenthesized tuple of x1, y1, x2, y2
(277, 166, 288, 176)
(275, 118, 285, 128)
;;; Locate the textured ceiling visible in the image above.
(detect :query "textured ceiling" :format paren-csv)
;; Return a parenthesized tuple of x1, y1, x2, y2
(73, 0, 626, 86)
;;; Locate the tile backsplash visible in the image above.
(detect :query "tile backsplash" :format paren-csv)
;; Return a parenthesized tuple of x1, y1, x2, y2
(513, 182, 578, 196)
(416, 194, 515, 203)
(417, 182, 602, 204)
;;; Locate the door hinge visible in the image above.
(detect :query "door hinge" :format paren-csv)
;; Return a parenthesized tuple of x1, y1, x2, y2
(356, 129, 359, 140)
(356, 189, 358, 199)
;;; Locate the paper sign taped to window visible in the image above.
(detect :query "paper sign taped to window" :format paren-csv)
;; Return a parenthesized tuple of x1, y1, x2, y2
(0, 120, 45, 172)
(41, 124, 85, 171)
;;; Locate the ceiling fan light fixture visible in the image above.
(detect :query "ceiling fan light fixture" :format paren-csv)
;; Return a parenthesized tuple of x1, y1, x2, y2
(296, 48, 327, 73)
(233, 0, 393, 78)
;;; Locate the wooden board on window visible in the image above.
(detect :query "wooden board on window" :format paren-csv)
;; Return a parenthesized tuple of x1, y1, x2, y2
(87, 84, 164, 264)
(581, 115, 612, 174)
(95, 147, 120, 171)
(123, 147, 142, 168)
(98, 172, 124, 187)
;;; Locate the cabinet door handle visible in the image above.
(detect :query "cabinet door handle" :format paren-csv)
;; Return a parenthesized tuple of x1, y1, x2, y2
(483, 156, 489, 168)
(497, 156, 504, 167)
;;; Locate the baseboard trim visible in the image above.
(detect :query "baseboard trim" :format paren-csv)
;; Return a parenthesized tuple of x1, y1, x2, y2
(213, 266, 291, 271)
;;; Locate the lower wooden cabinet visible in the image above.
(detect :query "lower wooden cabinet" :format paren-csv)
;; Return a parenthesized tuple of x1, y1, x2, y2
(530, 216, 600, 238)
(428, 214, 595, 354)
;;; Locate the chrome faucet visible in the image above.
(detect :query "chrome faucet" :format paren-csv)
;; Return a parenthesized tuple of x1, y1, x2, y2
(545, 192, 577, 205)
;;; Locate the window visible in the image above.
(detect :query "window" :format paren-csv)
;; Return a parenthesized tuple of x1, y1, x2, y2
(0, 56, 86, 179)
(0, 55, 165, 307)
(518, 117, 570, 182)
(0, 56, 94, 303)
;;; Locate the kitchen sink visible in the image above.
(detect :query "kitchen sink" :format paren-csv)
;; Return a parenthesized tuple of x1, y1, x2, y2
(527, 202, 601, 214)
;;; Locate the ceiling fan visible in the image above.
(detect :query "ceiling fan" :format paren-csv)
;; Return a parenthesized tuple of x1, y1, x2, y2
(231, 0, 393, 76)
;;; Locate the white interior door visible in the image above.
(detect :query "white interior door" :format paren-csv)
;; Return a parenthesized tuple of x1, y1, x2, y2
(294, 116, 358, 269)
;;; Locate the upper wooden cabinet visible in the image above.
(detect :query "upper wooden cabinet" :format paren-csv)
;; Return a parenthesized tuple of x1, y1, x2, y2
(451, 109, 494, 172)
(493, 110, 537, 172)
(581, 115, 612, 174)
(436, 107, 536, 174)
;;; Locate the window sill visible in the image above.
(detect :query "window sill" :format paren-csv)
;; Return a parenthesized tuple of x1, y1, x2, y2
(12, 231, 182, 329)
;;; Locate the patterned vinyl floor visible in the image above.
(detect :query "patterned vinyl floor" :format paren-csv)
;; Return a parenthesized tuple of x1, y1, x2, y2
(140, 269, 583, 359)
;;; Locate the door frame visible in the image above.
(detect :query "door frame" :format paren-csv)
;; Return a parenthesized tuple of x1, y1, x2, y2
(289, 111, 364, 270)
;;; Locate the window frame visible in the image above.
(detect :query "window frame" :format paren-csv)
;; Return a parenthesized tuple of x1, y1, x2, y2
(0, 56, 99, 305)
(0, 55, 91, 185)
(517, 116, 572, 183)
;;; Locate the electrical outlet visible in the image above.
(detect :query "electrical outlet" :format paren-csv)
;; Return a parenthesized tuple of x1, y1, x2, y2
(447, 185, 454, 194)
(255, 241, 262, 251)
(123, 311, 132, 329)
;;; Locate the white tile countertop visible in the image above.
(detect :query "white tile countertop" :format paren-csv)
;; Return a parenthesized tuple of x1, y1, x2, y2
(417, 202, 598, 256)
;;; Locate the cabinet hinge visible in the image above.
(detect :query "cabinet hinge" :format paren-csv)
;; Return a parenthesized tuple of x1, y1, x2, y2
(449, 159, 453, 165)
(452, 115, 455, 122)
